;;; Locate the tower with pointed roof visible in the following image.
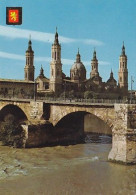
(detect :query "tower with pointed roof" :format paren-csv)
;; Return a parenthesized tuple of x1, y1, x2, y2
(24, 37, 35, 81)
(50, 28, 62, 94)
(70, 49, 86, 81)
(106, 69, 117, 89)
(118, 42, 128, 94)
(36, 65, 49, 91)
(39, 65, 44, 77)
(90, 49, 98, 78)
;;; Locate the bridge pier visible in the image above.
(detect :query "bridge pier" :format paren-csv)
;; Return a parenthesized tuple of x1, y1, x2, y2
(108, 104, 136, 164)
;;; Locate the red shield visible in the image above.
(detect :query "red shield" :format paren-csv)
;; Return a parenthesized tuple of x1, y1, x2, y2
(6, 7, 22, 25)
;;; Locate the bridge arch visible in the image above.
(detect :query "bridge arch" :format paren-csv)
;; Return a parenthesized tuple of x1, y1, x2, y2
(50, 105, 114, 130)
(0, 104, 28, 122)
(55, 111, 112, 135)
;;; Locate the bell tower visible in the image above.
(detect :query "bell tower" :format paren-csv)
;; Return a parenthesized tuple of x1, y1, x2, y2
(24, 36, 35, 81)
(50, 28, 62, 94)
(118, 42, 128, 95)
(90, 49, 98, 78)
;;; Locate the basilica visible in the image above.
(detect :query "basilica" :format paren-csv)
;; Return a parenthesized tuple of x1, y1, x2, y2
(35, 30, 128, 99)
(0, 30, 128, 99)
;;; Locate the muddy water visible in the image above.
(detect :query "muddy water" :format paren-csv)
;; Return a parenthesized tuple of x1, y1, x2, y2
(0, 135, 135, 195)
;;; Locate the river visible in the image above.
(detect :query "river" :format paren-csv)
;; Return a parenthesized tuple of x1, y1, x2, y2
(0, 134, 135, 195)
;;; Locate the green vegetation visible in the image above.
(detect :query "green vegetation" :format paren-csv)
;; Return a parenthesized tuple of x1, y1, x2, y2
(0, 114, 26, 148)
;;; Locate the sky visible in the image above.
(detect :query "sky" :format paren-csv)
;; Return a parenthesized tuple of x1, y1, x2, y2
(0, 0, 136, 89)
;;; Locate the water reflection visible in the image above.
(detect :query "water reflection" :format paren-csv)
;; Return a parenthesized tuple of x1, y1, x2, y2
(85, 133, 112, 144)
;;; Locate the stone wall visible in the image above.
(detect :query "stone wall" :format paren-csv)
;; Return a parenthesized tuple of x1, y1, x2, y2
(0, 101, 45, 122)
(108, 104, 136, 164)
(84, 113, 112, 135)
(25, 123, 52, 147)
(29, 101, 44, 120)
(50, 104, 114, 129)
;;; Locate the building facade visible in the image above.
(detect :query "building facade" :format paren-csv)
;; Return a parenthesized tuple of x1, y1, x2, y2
(0, 30, 129, 99)
(0, 79, 35, 99)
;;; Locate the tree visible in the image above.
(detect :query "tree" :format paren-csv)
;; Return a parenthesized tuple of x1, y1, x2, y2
(68, 90, 75, 98)
(84, 91, 93, 99)
(0, 114, 27, 148)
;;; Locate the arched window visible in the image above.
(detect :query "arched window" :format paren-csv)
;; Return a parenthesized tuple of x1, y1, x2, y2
(31, 58, 33, 65)
(123, 62, 125, 68)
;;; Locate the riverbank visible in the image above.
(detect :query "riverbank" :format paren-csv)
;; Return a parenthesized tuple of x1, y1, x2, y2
(0, 135, 135, 195)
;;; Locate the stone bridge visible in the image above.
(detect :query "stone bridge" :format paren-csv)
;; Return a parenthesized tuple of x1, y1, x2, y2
(0, 98, 135, 164)
(49, 104, 114, 128)
(0, 99, 44, 122)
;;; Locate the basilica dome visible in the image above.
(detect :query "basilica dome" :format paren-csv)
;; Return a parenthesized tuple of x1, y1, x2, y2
(107, 70, 117, 85)
(70, 50, 86, 81)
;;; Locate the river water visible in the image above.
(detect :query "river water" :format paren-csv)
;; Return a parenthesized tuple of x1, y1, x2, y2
(0, 135, 135, 195)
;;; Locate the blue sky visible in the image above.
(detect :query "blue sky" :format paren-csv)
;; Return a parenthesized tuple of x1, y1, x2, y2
(0, 0, 136, 89)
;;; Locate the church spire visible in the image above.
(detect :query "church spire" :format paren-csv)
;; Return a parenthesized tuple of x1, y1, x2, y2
(121, 41, 125, 56)
(76, 48, 81, 63)
(27, 35, 33, 52)
(93, 48, 97, 60)
(118, 42, 128, 95)
(90, 49, 99, 78)
(24, 36, 35, 81)
(39, 65, 44, 77)
(54, 27, 59, 44)
(110, 69, 113, 78)
(50, 27, 62, 94)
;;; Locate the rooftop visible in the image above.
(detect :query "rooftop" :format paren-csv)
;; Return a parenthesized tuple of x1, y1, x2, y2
(0, 78, 35, 84)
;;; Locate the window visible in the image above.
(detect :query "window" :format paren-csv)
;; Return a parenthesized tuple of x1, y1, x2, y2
(120, 77, 122, 82)
(30, 58, 33, 65)
(123, 62, 125, 68)
(45, 85, 49, 89)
